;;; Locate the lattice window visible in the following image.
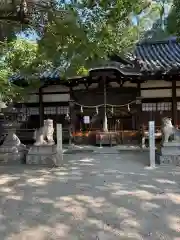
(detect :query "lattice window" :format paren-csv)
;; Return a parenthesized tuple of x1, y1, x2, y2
(157, 102, 171, 111)
(27, 107, 39, 115)
(142, 103, 156, 111)
(57, 106, 69, 114)
(44, 107, 56, 115)
(177, 102, 180, 110)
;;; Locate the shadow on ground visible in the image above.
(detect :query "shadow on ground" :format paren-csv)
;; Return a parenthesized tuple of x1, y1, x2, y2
(0, 152, 180, 239)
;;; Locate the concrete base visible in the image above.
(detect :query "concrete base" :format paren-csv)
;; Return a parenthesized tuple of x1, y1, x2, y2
(160, 155, 180, 166)
(0, 146, 27, 164)
(26, 145, 62, 167)
(159, 141, 180, 166)
(0, 151, 26, 164)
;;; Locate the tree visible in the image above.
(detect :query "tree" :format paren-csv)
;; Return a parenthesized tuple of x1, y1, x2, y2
(137, 0, 172, 41)
(167, 0, 180, 36)
(0, 0, 162, 100)
(0, 0, 49, 23)
(37, 0, 155, 77)
(0, 38, 52, 102)
(0, 0, 69, 41)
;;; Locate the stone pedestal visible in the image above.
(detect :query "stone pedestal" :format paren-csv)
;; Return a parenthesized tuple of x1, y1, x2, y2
(26, 145, 62, 167)
(159, 141, 180, 166)
(0, 133, 27, 164)
(0, 146, 27, 164)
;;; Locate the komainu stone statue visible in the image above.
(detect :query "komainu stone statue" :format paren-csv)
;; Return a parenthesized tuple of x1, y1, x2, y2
(34, 119, 54, 146)
(161, 117, 180, 143)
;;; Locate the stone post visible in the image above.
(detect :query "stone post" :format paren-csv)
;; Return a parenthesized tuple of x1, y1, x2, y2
(149, 121, 155, 168)
(56, 123, 63, 165)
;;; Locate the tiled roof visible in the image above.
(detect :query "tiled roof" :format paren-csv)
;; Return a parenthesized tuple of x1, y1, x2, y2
(134, 40, 180, 73)
(11, 40, 180, 83)
(89, 40, 180, 76)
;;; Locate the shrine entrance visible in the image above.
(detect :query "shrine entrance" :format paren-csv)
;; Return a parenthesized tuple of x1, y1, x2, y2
(70, 70, 140, 145)
(71, 101, 139, 145)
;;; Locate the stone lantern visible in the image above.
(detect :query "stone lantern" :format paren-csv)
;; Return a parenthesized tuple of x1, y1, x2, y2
(0, 104, 27, 163)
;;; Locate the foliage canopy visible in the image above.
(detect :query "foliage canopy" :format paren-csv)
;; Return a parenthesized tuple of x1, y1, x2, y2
(0, 0, 171, 101)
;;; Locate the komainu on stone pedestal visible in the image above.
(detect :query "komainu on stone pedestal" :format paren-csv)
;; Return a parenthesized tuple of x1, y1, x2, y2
(159, 117, 180, 166)
(161, 117, 180, 144)
(34, 119, 55, 146)
(27, 119, 62, 166)
(26, 145, 62, 167)
(0, 129, 27, 163)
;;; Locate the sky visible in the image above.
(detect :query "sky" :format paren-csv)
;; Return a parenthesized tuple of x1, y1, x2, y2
(18, 30, 39, 41)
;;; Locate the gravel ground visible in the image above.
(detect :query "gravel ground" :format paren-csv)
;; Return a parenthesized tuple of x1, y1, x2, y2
(0, 151, 180, 239)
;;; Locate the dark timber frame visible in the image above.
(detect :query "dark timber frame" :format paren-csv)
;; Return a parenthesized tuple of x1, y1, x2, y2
(12, 39, 180, 135)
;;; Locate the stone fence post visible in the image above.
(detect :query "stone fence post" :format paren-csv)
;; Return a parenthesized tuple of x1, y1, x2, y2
(56, 124, 63, 164)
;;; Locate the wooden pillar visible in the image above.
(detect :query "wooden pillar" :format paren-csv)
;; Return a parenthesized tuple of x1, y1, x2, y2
(136, 82, 142, 129)
(136, 82, 143, 145)
(69, 87, 74, 130)
(39, 87, 44, 127)
(69, 87, 75, 144)
(172, 79, 177, 126)
(102, 74, 108, 132)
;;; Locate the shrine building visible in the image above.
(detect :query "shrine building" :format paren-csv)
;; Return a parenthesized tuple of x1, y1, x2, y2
(11, 39, 180, 144)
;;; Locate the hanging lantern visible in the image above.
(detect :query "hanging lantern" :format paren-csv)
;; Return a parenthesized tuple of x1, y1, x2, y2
(65, 113, 70, 121)
(96, 106, 98, 114)
(128, 104, 130, 112)
(111, 106, 114, 114)
(80, 106, 83, 113)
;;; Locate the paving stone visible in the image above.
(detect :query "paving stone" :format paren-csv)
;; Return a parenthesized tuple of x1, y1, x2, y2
(0, 150, 180, 239)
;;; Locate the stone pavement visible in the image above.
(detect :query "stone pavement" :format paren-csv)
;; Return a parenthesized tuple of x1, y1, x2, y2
(0, 151, 180, 239)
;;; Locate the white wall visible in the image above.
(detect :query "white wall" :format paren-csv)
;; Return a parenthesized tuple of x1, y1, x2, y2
(123, 81, 137, 87)
(73, 84, 86, 90)
(89, 83, 98, 89)
(141, 89, 172, 98)
(141, 80, 171, 88)
(43, 85, 69, 93)
(27, 80, 175, 103)
(176, 82, 180, 87)
(41, 80, 173, 92)
(43, 93, 70, 102)
(27, 94, 39, 103)
(176, 89, 180, 97)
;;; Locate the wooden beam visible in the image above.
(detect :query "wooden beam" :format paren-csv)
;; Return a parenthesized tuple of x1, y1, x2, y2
(172, 79, 177, 126)
(39, 87, 44, 127)
(136, 82, 142, 128)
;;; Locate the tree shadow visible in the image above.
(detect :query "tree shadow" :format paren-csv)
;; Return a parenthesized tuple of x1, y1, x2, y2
(0, 152, 180, 239)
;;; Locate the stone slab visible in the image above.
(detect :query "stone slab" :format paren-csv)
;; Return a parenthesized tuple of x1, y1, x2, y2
(26, 145, 62, 167)
(0, 151, 26, 164)
(161, 145, 180, 155)
(158, 142, 180, 165)
(28, 145, 57, 154)
(160, 155, 180, 166)
(162, 141, 180, 147)
(161, 149, 180, 155)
